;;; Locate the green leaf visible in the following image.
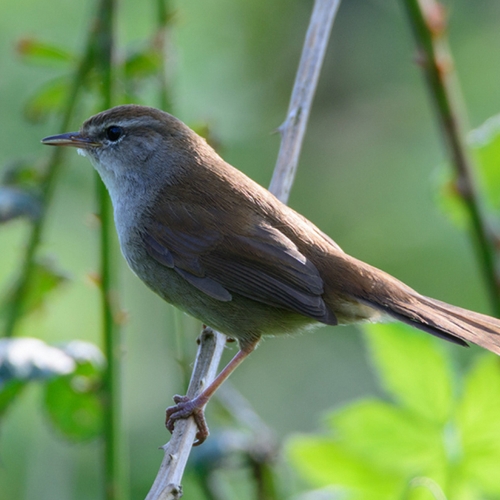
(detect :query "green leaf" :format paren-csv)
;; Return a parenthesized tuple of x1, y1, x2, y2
(456, 354, 500, 494)
(436, 114, 500, 226)
(287, 324, 500, 500)
(0, 339, 104, 440)
(434, 166, 468, 228)
(44, 342, 105, 441)
(17, 38, 74, 67)
(24, 77, 70, 123)
(1, 160, 43, 189)
(1, 258, 69, 320)
(124, 48, 161, 80)
(469, 114, 500, 211)
(286, 436, 404, 500)
(364, 323, 453, 423)
(0, 379, 26, 417)
(328, 399, 446, 477)
(0, 337, 77, 418)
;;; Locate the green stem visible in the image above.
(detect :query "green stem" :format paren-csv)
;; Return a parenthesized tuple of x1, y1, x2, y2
(3, 42, 95, 338)
(403, 0, 500, 316)
(97, 177, 123, 500)
(250, 460, 280, 500)
(92, 0, 127, 498)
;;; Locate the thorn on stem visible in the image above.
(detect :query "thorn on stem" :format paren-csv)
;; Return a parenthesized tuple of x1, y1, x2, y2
(414, 49, 428, 68)
(86, 271, 102, 286)
(435, 54, 453, 79)
(421, 0, 447, 38)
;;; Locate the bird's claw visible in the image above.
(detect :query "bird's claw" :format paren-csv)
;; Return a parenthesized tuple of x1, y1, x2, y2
(165, 394, 209, 446)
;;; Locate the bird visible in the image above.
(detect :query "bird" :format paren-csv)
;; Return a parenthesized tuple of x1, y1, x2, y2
(42, 104, 500, 445)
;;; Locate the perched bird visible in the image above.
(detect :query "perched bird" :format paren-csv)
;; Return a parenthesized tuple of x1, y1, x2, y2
(43, 104, 500, 444)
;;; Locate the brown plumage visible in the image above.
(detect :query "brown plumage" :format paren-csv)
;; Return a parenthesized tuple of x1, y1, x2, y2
(42, 104, 500, 444)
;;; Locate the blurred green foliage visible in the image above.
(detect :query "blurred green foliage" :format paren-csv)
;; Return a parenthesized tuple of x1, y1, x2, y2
(0, 337, 104, 440)
(288, 324, 500, 499)
(0, 259, 68, 320)
(471, 116, 500, 211)
(439, 114, 500, 228)
(44, 342, 105, 441)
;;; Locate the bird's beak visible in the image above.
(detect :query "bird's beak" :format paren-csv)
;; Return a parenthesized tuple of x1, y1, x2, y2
(41, 132, 100, 148)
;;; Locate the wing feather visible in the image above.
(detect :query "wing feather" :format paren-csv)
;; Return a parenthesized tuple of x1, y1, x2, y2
(141, 200, 337, 325)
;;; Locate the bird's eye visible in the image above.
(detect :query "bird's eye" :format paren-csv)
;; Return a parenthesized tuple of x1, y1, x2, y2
(105, 126, 123, 142)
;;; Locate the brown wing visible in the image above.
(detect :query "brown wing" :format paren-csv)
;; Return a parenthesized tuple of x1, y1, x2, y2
(141, 200, 337, 325)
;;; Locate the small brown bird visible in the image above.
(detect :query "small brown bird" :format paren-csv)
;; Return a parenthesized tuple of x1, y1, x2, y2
(43, 104, 500, 444)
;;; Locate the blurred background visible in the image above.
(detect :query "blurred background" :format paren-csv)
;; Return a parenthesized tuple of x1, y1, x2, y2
(1, 0, 499, 498)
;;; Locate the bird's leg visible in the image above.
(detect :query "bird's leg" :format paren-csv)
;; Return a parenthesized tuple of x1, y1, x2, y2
(165, 338, 258, 446)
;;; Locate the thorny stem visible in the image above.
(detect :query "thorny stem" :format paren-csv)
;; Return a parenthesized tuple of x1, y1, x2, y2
(403, 0, 500, 316)
(92, 0, 127, 498)
(3, 37, 95, 338)
(5, 1, 126, 496)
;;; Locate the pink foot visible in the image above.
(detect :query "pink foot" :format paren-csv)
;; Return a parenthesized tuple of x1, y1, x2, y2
(165, 395, 209, 446)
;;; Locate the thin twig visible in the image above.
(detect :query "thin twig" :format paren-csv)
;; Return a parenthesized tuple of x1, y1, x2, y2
(403, 0, 500, 316)
(269, 0, 341, 204)
(145, 327, 226, 500)
(145, 0, 341, 497)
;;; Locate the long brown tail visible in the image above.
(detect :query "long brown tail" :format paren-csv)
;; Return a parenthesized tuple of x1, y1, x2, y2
(318, 251, 500, 355)
(378, 293, 500, 355)
(334, 255, 500, 355)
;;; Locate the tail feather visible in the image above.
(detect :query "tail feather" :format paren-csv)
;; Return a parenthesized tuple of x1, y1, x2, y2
(325, 253, 500, 355)
(372, 293, 500, 355)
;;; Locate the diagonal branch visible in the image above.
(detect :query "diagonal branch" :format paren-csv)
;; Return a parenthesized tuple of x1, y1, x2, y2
(3, 44, 95, 338)
(145, 0, 342, 498)
(145, 327, 226, 500)
(269, 0, 341, 204)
